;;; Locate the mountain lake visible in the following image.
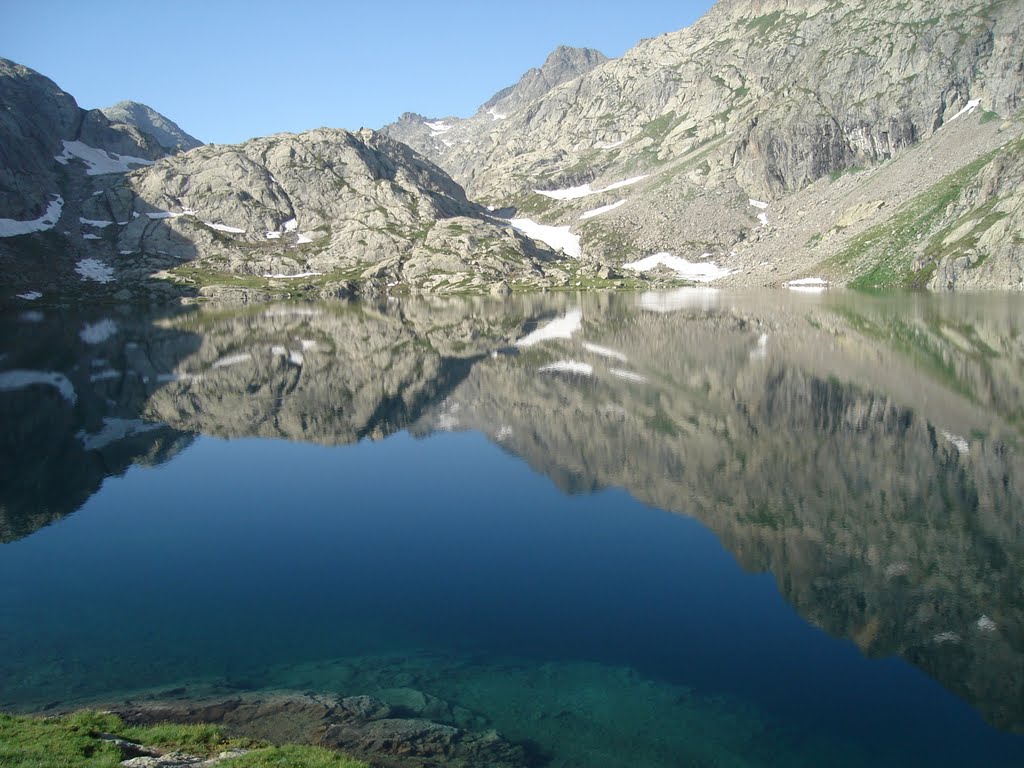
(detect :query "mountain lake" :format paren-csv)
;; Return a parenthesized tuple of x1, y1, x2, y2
(1, 288, 1023, 767)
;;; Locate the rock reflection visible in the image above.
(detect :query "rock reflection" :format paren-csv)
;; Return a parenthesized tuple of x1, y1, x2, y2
(2, 289, 1023, 731)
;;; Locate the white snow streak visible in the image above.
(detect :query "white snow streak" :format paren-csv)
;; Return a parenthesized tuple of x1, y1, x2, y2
(623, 253, 735, 282)
(487, 108, 507, 121)
(580, 199, 627, 220)
(942, 430, 970, 455)
(80, 319, 118, 345)
(786, 277, 829, 293)
(212, 352, 252, 369)
(0, 195, 64, 237)
(425, 120, 452, 134)
(262, 271, 323, 279)
(510, 218, 581, 258)
(749, 199, 769, 210)
(80, 217, 114, 228)
(539, 360, 593, 376)
(55, 140, 153, 175)
(75, 258, 115, 283)
(0, 370, 76, 403)
(639, 287, 721, 313)
(948, 99, 982, 123)
(78, 418, 162, 451)
(582, 342, 628, 362)
(596, 140, 625, 150)
(536, 175, 648, 201)
(204, 222, 246, 233)
(515, 309, 583, 348)
(17, 291, 42, 301)
(609, 368, 648, 383)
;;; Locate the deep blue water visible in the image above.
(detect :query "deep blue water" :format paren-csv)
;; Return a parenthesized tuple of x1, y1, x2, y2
(2, 290, 1023, 767)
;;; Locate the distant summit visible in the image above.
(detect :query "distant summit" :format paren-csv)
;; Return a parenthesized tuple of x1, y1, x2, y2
(482, 45, 608, 117)
(101, 100, 202, 152)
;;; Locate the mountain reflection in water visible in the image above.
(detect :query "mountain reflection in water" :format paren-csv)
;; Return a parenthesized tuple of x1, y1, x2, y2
(1, 289, 1023, 766)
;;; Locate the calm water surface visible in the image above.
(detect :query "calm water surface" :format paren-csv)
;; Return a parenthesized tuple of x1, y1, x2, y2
(1, 289, 1023, 767)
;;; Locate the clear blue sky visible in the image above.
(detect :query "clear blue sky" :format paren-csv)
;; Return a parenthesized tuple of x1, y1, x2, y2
(1, 1, 715, 145)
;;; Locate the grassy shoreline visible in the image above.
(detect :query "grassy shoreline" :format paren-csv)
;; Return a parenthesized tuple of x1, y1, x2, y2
(0, 710, 367, 768)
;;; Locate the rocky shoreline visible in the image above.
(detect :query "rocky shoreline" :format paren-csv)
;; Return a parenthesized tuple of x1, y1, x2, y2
(95, 690, 532, 768)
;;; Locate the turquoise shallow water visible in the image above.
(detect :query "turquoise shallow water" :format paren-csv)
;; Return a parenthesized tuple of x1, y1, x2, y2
(2, 290, 1023, 766)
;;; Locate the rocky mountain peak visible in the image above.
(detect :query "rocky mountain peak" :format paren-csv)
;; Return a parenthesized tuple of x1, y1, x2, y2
(101, 100, 202, 152)
(482, 45, 608, 115)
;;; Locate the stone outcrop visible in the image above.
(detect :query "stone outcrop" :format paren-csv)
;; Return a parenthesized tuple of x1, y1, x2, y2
(0, 58, 164, 222)
(112, 692, 528, 768)
(390, 0, 1024, 289)
(382, 46, 607, 175)
(101, 101, 203, 152)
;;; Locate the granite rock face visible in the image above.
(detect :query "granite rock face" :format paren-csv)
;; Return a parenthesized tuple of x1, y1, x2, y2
(101, 101, 203, 152)
(387, 0, 1024, 289)
(382, 46, 607, 178)
(108, 127, 560, 291)
(0, 58, 164, 222)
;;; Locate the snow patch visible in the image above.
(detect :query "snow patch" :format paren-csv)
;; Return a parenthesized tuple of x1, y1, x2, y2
(55, 140, 153, 175)
(596, 139, 625, 150)
(536, 175, 648, 201)
(425, 120, 452, 134)
(212, 352, 252, 369)
(266, 231, 282, 240)
(296, 233, 314, 244)
(80, 217, 113, 228)
(204, 222, 246, 234)
(515, 309, 583, 348)
(539, 360, 593, 376)
(750, 333, 769, 361)
(82, 233, 102, 240)
(510, 218, 581, 258)
(17, 291, 42, 301)
(609, 368, 647, 384)
(0, 195, 64, 237)
(263, 271, 322, 279)
(639, 287, 720, 313)
(80, 319, 118, 345)
(977, 616, 997, 632)
(75, 258, 115, 283)
(146, 211, 184, 220)
(580, 199, 627, 220)
(283, 218, 298, 232)
(786, 277, 829, 293)
(78, 418, 162, 451)
(948, 99, 981, 123)
(623, 253, 735, 282)
(749, 199, 769, 210)
(582, 342, 627, 362)
(0, 370, 76, 403)
(487, 108, 507, 121)
(942, 430, 970, 455)
(757, 212, 769, 227)
(90, 369, 121, 382)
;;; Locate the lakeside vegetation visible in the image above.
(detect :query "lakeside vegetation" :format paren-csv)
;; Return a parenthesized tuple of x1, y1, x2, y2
(0, 711, 367, 768)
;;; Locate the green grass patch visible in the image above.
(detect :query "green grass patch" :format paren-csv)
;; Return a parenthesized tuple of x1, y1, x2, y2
(980, 110, 1000, 124)
(0, 711, 367, 768)
(829, 165, 866, 182)
(826, 139, 1017, 289)
(0, 711, 243, 768)
(222, 744, 368, 767)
